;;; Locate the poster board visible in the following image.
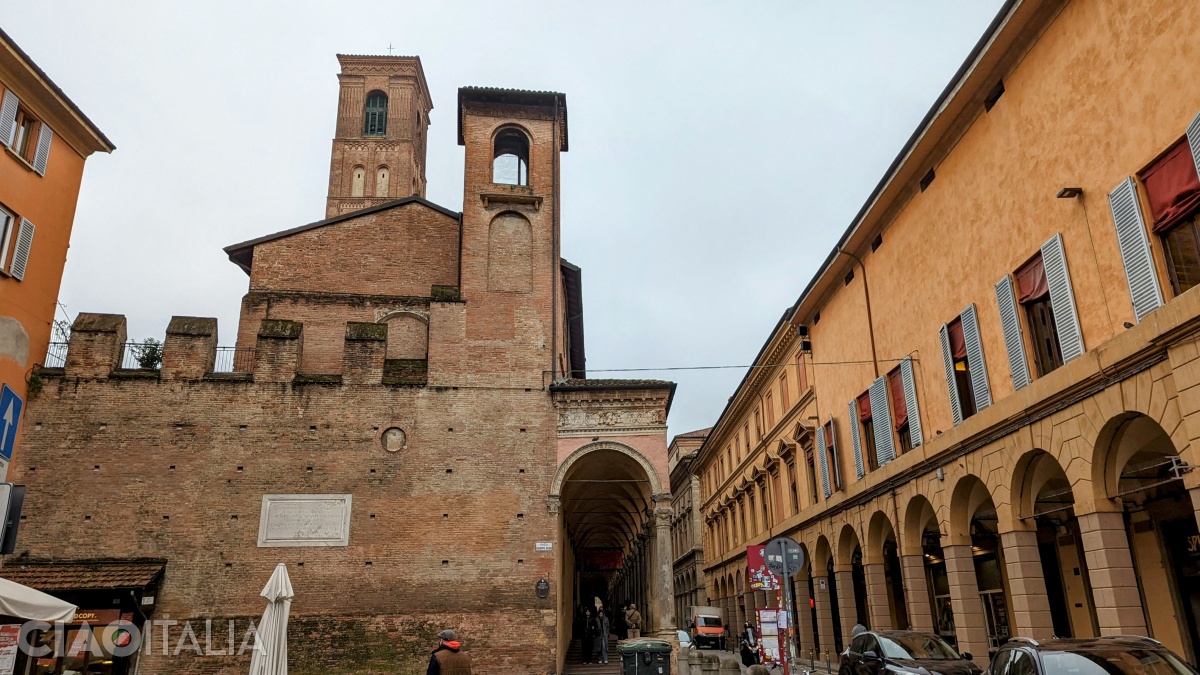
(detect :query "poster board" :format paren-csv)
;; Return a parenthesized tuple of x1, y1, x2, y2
(0, 625, 17, 675)
(756, 608, 781, 662)
(747, 545, 781, 590)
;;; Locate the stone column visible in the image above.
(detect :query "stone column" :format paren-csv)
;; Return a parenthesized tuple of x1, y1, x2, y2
(862, 562, 893, 630)
(1000, 529, 1054, 640)
(834, 565, 858, 641)
(812, 573, 836, 655)
(795, 576, 816, 658)
(943, 544, 989, 663)
(900, 554, 934, 632)
(653, 503, 678, 636)
(1077, 510, 1147, 635)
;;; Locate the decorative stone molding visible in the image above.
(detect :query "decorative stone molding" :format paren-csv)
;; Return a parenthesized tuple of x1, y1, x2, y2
(546, 495, 561, 517)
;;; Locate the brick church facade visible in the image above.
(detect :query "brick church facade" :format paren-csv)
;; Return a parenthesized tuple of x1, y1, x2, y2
(5, 55, 676, 674)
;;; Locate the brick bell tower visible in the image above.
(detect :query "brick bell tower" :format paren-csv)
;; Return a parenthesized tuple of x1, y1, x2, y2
(326, 54, 432, 217)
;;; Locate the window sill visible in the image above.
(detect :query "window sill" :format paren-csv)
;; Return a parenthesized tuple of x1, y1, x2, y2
(4, 145, 36, 174)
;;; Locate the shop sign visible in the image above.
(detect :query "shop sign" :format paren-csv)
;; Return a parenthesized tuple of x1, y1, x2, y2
(72, 609, 122, 624)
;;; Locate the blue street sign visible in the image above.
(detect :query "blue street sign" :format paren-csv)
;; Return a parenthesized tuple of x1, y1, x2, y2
(0, 384, 23, 462)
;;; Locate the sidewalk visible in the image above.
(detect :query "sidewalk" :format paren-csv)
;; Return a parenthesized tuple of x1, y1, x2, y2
(682, 648, 838, 674)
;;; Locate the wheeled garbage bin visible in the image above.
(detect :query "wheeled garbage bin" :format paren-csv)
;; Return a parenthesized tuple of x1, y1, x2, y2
(618, 638, 672, 674)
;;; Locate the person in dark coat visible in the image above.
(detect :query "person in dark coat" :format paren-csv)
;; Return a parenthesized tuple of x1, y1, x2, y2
(427, 629, 472, 675)
(582, 608, 597, 664)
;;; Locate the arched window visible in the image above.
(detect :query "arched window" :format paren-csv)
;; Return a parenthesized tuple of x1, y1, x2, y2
(492, 128, 529, 186)
(376, 166, 390, 198)
(363, 91, 388, 136)
(351, 166, 365, 197)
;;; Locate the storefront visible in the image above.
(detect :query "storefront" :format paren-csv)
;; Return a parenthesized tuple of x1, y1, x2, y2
(0, 559, 164, 675)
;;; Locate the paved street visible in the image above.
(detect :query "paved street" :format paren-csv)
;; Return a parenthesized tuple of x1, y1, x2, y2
(682, 648, 838, 675)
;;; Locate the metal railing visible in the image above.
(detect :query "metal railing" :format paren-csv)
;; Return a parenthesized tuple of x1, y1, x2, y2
(120, 342, 162, 370)
(43, 342, 68, 368)
(213, 346, 255, 373)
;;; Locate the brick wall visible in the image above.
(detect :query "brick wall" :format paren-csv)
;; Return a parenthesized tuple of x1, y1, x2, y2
(15, 315, 560, 674)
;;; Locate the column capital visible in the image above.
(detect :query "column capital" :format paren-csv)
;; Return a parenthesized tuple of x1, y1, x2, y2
(546, 495, 561, 517)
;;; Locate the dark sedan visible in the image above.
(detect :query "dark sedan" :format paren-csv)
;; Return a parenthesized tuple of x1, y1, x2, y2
(841, 630, 983, 675)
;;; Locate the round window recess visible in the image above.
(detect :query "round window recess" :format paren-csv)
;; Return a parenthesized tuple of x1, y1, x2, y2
(382, 427, 407, 452)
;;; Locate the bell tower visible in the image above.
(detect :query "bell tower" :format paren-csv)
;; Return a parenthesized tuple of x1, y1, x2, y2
(325, 54, 432, 217)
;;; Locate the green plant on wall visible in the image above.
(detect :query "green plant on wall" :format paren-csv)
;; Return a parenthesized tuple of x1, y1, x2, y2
(135, 338, 163, 369)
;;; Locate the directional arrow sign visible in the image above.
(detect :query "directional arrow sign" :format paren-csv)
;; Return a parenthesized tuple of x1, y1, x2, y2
(0, 385, 23, 462)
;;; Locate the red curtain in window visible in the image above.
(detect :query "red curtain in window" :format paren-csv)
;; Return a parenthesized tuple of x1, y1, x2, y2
(856, 391, 872, 421)
(947, 318, 967, 360)
(1015, 254, 1049, 303)
(888, 368, 907, 430)
(1143, 141, 1200, 233)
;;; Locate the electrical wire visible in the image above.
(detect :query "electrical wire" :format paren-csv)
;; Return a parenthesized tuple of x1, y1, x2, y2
(583, 357, 920, 374)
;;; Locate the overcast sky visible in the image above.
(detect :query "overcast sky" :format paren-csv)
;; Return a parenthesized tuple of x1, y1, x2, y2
(6, 1, 1004, 438)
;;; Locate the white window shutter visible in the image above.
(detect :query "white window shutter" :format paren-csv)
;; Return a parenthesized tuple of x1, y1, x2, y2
(939, 324, 963, 426)
(0, 91, 17, 147)
(1108, 177, 1163, 322)
(816, 424, 830, 498)
(995, 274, 1031, 391)
(848, 400, 865, 479)
(32, 124, 52, 176)
(900, 356, 923, 447)
(1187, 109, 1200, 178)
(869, 376, 895, 467)
(1041, 233, 1085, 362)
(9, 218, 34, 281)
(961, 304, 992, 410)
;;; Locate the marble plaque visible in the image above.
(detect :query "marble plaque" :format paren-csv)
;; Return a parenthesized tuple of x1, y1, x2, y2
(257, 494, 352, 547)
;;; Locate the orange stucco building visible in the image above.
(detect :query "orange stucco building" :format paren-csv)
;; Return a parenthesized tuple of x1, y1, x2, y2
(695, 0, 1200, 665)
(0, 28, 112, 474)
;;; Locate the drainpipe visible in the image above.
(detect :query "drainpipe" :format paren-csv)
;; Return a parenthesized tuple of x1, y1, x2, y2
(550, 97, 560, 383)
(836, 247, 879, 379)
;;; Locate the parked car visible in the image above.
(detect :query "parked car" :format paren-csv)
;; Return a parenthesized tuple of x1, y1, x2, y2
(987, 636, 1198, 675)
(840, 630, 982, 675)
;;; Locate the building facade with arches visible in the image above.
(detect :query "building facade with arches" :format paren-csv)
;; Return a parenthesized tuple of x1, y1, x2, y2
(694, 0, 1200, 666)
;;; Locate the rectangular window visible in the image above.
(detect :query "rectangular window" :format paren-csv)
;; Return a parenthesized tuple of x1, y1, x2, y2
(744, 424, 751, 452)
(787, 462, 799, 513)
(797, 353, 809, 393)
(0, 207, 14, 273)
(947, 318, 979, 419)
(12, 107, 35, 160)
(1143, 139, 1200, 295)
(747, 493, 756, 533)
(805, 445, 818, 505)
(765, 392, 775, 427)
(824, 421, 842, 491)
(1015, 253, 1064, 376)
(759, 485, 769, 526)
(887, 366, 911, 454)
(754, 410, 762, 440)
(857, 390, 878, 472)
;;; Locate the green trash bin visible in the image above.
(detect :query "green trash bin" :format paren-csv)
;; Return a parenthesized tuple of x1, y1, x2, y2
(617, 638, 672, 674)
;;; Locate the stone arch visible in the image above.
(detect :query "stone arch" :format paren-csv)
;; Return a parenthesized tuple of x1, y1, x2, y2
(378, 311, 428, 360)
(1011, 449, 1074, 527)
(865, 510, 897, 565)
(1092, 411, 1185, 508)
(948, 474, 995, 546)
(836, 522, 861, 567)
(492, 124, 531, 186)
(550, 440, 665, 497)
(813, 534, 833, 571)
(903, 494, 939, 553)
(487, 212, 532, 292)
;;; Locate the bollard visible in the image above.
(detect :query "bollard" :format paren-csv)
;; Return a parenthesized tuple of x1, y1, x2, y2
(810, 646, 815, 671)
(689, 649, 705, 675)
(826, 648, 832, 673)
(719, 658, 741, 674)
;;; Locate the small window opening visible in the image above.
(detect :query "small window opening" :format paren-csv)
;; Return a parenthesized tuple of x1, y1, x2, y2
(493, 128, 530, 186)
(363, 91, 388, 136)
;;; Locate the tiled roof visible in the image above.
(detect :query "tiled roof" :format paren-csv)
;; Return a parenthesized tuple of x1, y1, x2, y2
(1, 559, 166, 591)
(676, 427, 712, 439)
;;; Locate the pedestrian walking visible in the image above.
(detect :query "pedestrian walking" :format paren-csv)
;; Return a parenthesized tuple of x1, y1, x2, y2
(596, 608, 611, 664)
(851, 623, 867, 637)
(427, 629, 472, 675)
(625, 602, 642, 639)
(582, 608, 597, 664)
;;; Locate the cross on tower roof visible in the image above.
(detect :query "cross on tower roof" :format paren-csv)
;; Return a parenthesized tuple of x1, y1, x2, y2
(387, 43, 394, 55)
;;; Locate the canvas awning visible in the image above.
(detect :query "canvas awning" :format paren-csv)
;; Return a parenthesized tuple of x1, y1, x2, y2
(0, 577, 76, 623)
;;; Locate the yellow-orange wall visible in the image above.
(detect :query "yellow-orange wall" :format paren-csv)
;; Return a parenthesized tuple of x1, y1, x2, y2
(806, 0, 1200, 481)
(0, 82, 91, 474)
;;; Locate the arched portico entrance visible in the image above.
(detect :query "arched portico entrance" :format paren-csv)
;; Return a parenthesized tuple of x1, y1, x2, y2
(550, 441, 674, 665)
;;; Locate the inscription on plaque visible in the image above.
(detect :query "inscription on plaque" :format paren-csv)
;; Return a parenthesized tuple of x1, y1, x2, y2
(258, 494, 352, 547)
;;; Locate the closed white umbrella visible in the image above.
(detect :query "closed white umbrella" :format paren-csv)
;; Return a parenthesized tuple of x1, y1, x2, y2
(248, 563, 293, 675)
